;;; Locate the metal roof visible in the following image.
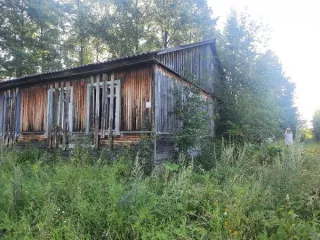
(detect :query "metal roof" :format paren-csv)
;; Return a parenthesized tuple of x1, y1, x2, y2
(0, 39, 215, 88)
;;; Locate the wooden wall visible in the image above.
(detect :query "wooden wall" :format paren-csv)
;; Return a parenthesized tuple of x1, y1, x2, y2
(155, 66, 180, 133)
(20, 85, 48, 132)
(0, 65, 154, 147)
(19, 79, 88, 133)
(154, 64, 216, 160)
(116, 67, 153, 131)
(16, 66, 153, 135)
(156, 44, 218, 94)
(0, 88, 21, 145)
(0, 90, 3, 128)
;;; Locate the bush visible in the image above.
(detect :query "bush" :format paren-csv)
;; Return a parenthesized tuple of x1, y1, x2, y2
(0, 140, 319, 239)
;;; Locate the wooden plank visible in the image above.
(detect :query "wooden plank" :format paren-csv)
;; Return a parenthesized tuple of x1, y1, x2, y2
(115, 79, 120, 134)
(63, 82, 70, 150)
(58, 81, 64, 145)
(152, 68, 156, 145)
(4, 91, 9, 145)
(48, 84, 53, 148)
(85, 78, 91, 134)
(15, 88, 20, 143)
(108, 72, 115, 149)
(69, 85, 73, 133)
(8, 90, 13, 146)
(105, 76, 110, 134)
(86, 81, 92, 135)
(101, 73, 107, 138)
(90, 76, 95, 132)
(94, 75, 100, 149)
(52, 82, 59, 148)
(0, 95, 5, 139)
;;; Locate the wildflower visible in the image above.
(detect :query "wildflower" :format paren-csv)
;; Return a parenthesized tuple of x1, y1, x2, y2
(285, 194, 290, 202)
(229, 229, 232, 233)
(223, 211, 228, 216)
(234, 231, 239, 237)
(224, 221, 228, 226)
(30, 199, 35, 208)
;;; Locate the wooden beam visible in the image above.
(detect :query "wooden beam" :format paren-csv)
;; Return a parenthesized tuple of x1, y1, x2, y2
(63, 82, 70, 150)
(48, 84, 53, 148)
(108, 72, 115, 149)
(101, 74, 107, 138)
(4, 91, 9, 146)
(15, 88, 21, 142)
(9, 90, 15, 146)
(94, 75, 100, 149)
(85, 78, 91, 135)
(152, 64, 157, 163)
(58, 81, 64, 145)
(90, 76, 95, 134)
(52, 82, 59, 148)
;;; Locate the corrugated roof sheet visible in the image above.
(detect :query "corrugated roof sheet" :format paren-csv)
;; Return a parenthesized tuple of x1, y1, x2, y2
(1, 39, 215, 83)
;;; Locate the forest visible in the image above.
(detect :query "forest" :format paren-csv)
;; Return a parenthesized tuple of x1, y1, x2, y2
(1, 0, 319, 239)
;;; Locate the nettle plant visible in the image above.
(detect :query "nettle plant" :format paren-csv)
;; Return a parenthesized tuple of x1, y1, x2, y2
(173, 77, 212, 159)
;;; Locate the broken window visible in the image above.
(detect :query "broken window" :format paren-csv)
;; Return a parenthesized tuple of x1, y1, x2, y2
(86, 80, 120, 135)
(0, 93, 21, 138)
(46, 87, 73, 135)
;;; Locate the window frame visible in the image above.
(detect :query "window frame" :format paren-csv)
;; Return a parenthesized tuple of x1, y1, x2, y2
(86, 79, 121, 136)
(0, 93, 21, 137)
(46, 86, 73, 135)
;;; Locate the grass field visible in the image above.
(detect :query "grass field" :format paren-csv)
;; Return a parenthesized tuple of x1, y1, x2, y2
(0, 140, 320, 239)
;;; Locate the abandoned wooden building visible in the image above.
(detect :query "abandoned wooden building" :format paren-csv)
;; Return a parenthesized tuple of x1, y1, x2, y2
(0, 39, 221, 160)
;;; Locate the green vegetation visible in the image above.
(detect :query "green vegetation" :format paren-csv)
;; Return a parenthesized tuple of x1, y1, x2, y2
(312, 109, 320, 141)
(1, 2, 316, 238)
(1, 140, 319, 239)
(0, 0, 215, 78)
(216, 10, 297, 142)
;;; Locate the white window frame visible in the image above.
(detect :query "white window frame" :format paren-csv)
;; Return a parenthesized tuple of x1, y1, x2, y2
(86, 80, 121, 135)
(46, 87, 73, 135)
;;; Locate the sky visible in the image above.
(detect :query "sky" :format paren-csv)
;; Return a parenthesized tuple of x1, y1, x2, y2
(208, 0, 320, 124)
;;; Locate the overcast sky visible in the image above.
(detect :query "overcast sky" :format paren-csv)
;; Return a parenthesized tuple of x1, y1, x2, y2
(208, 0, 320, 124)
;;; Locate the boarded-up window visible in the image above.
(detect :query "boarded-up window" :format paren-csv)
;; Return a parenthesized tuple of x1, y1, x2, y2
(0, 93, 21, 139)
(46, 87, 73, 134)
(86, 80, 120, 135)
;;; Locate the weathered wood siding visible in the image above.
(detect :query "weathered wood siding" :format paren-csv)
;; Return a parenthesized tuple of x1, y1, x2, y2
(116, 67, 153, 131)
(155, 66, 180, 133)
(156, 43, 218, 93)
(0, 88, 21, 146)
(20, 85, 47, 132)
(155, 65, 214, 133)
(154, 64, 216, 160)
(1, 65, 153, 148)
(19, 79, 87, 133)
(0, 90, 3, 133)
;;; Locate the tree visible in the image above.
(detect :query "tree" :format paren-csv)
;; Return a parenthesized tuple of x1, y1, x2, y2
(95, 0, 217, 57)
(150, 0, 216, 49)
(0, 0, 65, 78)
(0, 0, 217, 79)
(173, 84, 211, 158)
(312, 109, 320, 141)
(215, 10, 297, 142)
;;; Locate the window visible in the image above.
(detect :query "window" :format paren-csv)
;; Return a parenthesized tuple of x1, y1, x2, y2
(0, 93, 21, 138)
(47, 87, 73, 134)
(86, 80, 120, 135)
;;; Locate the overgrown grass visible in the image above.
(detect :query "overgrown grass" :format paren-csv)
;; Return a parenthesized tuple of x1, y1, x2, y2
(0, 140, 320, 239)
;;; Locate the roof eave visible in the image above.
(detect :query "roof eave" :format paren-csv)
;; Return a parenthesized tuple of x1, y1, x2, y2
(0, 54, 155, 90)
